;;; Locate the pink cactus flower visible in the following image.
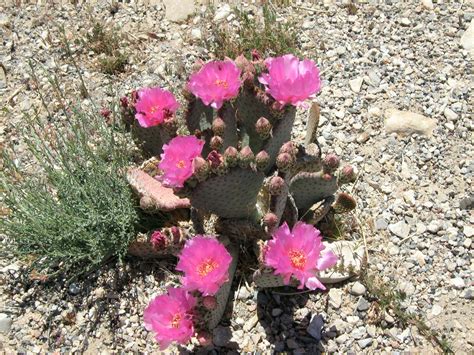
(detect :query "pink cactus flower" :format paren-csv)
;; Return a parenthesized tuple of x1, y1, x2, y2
(176, 236, 232, 296)
(158, 136, 204, 188)
(264, 222, 338, 290)
(187, 61, 242, 109)
(143, 287, 196, 350)
(258, 54, 321, 108)
(134, 87, 180, 128)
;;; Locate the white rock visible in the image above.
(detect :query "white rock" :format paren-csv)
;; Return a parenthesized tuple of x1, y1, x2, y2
(328, 288, 343, 309)
(431, 305, 443, 317)
(445, 122, 455, 131)
(384, 108, 436, 137)
(163, 0, 195, 22)
(413, 250, 426, 266)
(214, 4, 231, 22)
(461, 19, 474, 53)
(349, 77, 364, 93)
(463, 225, 474, 237)
(191, 28, 202, 40)
(400, 18, 411, 26)
(451, 277, 465, 289)
(422, 0, 434, 9)
(368, 106, 382, 117)
(350, 282, 367, 296)
(0, 314, 12, 333)
(388, 221, 410, 239)
(444, 107, 459, 121)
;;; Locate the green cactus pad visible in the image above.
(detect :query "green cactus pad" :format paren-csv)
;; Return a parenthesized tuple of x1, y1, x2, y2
(185, 96, 214, 133)
(289, 171, 338, 211)
(131, 121, 170, 156)
(218, 103, 239, 150)
(190, 168, 265, 218)
(262, 107, 296, 172)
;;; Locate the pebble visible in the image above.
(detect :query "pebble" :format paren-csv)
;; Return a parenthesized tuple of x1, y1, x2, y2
(214, 4, 231, 22)
(307, 314, 324, 341)
(190, 28, 202, 40)
(236, 287, 251, 300)
(444, 107, 459, 121)
(451, 277, 465, 289)
(0, 314, 12, 333)
(461, 19, 474, 51)
(431, 305, 443, 317)
(328, 288, 343, 309)
(400, 18, 411, 26)
(388, 221, 410, 239)
(384, 109, 436, 137)
(271, 308, 283, 317)
(243, 314, 258, 332)
(163, 0, 195, 22)
(349, 77, 364, 93)
(422, 0, 434, 10)
(357, 297, 370, 311)
(350, 282, 367, 296)
(358, 338, 373, 349)
(463, 225, 474, 238)
(375, 218, 388, 230)
(462, 287, 474, 300)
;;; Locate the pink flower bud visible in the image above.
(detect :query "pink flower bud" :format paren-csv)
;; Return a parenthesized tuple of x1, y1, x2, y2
(269, 176, 285, 195)
(339, 165, 356, 184)
(150, 230, 167, 249)
(119, 96, 129, 108)
(170, 226, 181, 243)
(276, 152, 294, 171)
(212, 117, 225, 136)
(207, 150, 224, 169)
(210, 136, 223, 150)
(224, 146, 239, 167)
(263, 213, 278, 227)
(239, 146, 255, 168)
(202, 296, 217, 310)
(197, 331, 212, 347)
(255, 151, 270, 171)
(323, 153, 340, 173)
(279, 141, 297, 157)
(193, 157, 209, 181)
(255, 117, 272, 139)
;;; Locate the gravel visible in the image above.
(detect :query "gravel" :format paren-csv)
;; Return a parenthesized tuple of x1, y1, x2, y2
(1, 0, 473, 353)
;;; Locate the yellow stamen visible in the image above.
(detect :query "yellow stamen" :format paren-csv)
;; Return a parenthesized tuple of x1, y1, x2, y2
(288, 249, 307, 270)
(150, 105, 159, 114)
(214, 79, 229, 89)
(197, 258, 219, 277)
(171, 313, 182, 328)
(176, 160, 186, 169)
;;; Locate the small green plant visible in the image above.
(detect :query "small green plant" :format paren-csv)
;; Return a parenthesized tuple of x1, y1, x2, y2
(1, 104, 139, 278)
(202, 4, 300, 59)
(362, 273, 454, 353)
(84, 21, 128, 74)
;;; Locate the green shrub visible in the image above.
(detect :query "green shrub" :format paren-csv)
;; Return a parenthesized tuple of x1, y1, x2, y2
(1, 106, 139, 278)
(202, 4, 300, 59)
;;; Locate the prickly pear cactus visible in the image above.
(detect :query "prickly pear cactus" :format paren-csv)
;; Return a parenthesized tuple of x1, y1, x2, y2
(122, 53, 360, 350)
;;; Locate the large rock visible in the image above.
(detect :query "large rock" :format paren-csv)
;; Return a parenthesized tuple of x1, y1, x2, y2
(163, 0, 195, 22)
(384, 108, 436, 137)
(461, 19, 474, 55)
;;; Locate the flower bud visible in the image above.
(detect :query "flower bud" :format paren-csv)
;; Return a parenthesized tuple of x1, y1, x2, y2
(100, 108, 111, 118)
(279, 141, 298, 157)
(276, 152, 294, 171)
(212, 117, 225, 136)
(263, 213, 278, 228)
(202, 296, 217, 310)
(193, 156, 210, 181)
(269, 176, 285, 195)
(255, 151, 270, 171)
(224, 146, 238, 167)
(197, 331, 212, 347)
(210, 136, 223, 150)
(170, 226, 181, 243)
(239, 146, 255, 168)
(207, 150, 224, 170)
(255, 117, 272, 139)
(339, 165, 356, 184)
(150, 230, 166, 249)
(323, 153, 340, 173)
(119, 96, 129, 108)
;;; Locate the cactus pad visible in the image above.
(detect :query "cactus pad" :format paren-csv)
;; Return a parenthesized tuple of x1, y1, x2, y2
(290, 171, 338, 212)
(190, 168, 265, 218)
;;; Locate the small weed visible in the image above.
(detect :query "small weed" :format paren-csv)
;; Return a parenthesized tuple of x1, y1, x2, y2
(202, 4, 300, 59)
(362, 273, 454, 353)
(83, 21, 128, 74)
